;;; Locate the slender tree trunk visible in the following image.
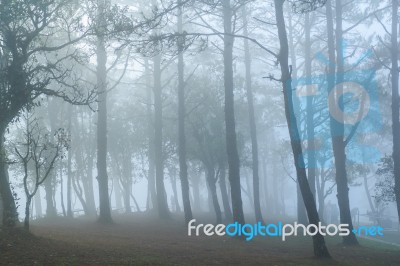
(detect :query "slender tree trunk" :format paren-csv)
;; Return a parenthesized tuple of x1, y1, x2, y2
(72, 174, 89, 215)
(67, 105, 73, 217)
(192, 174, 201, 211)
(114, 173, 123, 210)
(274, 0, 330, 258)
(315, 168, 324, 221)
(304, 13, 316, 198)
(326, 0, 358, 245)
(96, 0, 112, 224)
(363, 176, 375, 213)
(177, 0, 193, 223)
(243, 5, 263, 223)
(121, 155, 132, 213)
(391, 0, 400, 224)
(261, 149, 270, 214)
(168, 166, 181, 212)
(219, 161, 233, 221)
(45, 99, 58, 218)
(153, 54, 170, 219)
(84, 143, 97, 216)
(145, 59, 157, 210)
(223, 0, 245, 226)
(60, 166, 66, 217)
(130, 192, 141, 212)
(205, 165, 222, 224)
(288, 10, 308, 223)
(82, 112, 97, 216)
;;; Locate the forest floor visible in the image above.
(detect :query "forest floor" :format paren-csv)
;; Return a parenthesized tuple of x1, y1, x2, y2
(1, 212, 400, 265)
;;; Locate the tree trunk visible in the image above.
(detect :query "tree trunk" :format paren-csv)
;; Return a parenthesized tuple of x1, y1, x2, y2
(274, 0, 330, 258)
(72, 174, 89, 215)
(326, 0, 358, 245)
(67, 104, 73, 217)
(219, 161, 233, 221)
(297, 183, 308, 223)
(206, 165, 222, 224)
(45, 98, 58, 218)
(84, 142, 97, 216)
(223, 0, 245, 226)
(82, 113, 97, 217)
(243, 5, 263, 223)
(24, 196, 33, 231)
(304, 13, 316, 198)
(96, 0, 112, 224)
(315, 169, 325, 222)
(177, 0, 193, 223)
(363, 176, 375, 214)
(391, 0, 400, 224)
(44, 178, 56, 217)
(34, 189, 42, 218)
(153, 54, 170, 219)
(60, 166, 66, 217)
(113, 173, 123, 211)
(145, 59, 157, 210)
(192, 174, 201, 211)
(123, 186, 132, 213)
(0, 123, 17, 227)
(261, 149, 270, 214)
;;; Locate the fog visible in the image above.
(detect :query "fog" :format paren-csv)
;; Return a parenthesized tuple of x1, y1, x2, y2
(0, 0, 399, 264)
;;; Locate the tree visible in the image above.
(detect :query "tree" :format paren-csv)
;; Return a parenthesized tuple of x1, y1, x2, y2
(325, 0, 358, 245)
(95, 0, 113, 224)
(177, 0, 193, 224)
(273, 0, 330, 257)
(14, 116, 68, 230)
(0, 0, 93, 227)
(242, 4, 264, 223)
(222, 0, 246, 226)
(390, 0, 400, 223)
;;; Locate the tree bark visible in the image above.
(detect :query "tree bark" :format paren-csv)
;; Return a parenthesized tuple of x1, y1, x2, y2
(24, 196, 32, 231)
(391, 0, 400, 224)
(60, 165, 66, 217)
(206, 165, 222, 224)
(0, 123, 18, 227)
(177, 0, 193, 223)
(145, 59, 157, 210)
(153, 54, 170, 219)
(83, 113, 97, 216)
(242, 5, 264, 223)
(219, 161, 233, 221)
(326, 0, 358, 245)
(305, 13, 316, 198)
(67, 104, 73, 217)
(223, 0, 245, 226)
(274, 0, 330, 258)
(34, 188, 43, 218)
(192, 173, 201, 211)
(96, 0, 112, 224)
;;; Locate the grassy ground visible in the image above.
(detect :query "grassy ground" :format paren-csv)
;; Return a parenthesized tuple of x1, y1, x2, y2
(1, 213, 399, 265)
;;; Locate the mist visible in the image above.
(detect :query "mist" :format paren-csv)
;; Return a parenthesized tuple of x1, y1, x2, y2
(0, 0, 399, 264)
